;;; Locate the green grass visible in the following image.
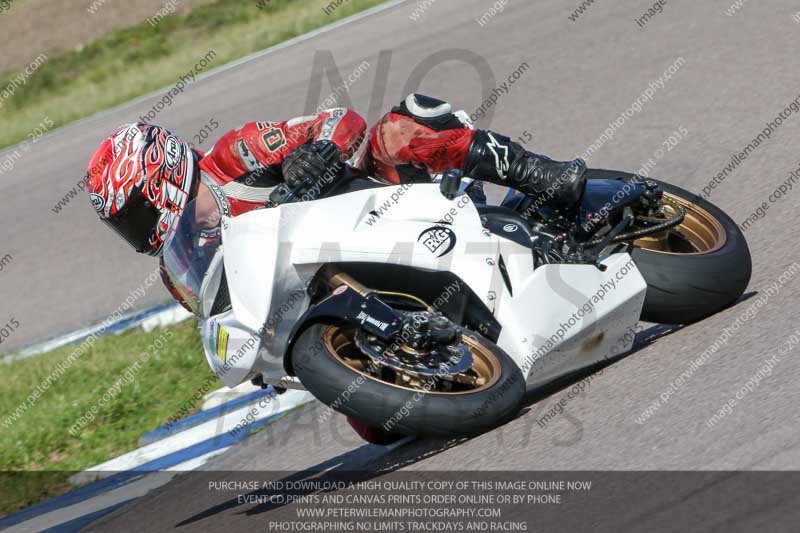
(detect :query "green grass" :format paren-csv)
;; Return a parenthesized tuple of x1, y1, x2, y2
(0, 320, 213, 515)
(0, 0, 388, 149)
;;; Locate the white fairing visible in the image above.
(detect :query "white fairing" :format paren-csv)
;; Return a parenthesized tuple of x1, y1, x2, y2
(200, 184, 646, 390)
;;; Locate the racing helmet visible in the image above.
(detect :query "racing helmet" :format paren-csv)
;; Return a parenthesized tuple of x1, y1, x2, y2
(85, 123, 198, 256)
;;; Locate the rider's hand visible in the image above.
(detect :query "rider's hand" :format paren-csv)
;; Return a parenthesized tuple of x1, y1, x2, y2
(281, 140, 344, 193)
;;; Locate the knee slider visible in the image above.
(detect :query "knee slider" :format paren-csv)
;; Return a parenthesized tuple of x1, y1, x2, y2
(392, 94, 467, 131)
(404, 94, 452, 118)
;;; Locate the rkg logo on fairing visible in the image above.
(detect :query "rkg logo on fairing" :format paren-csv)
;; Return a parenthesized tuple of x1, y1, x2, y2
(418, 226, 456, 257)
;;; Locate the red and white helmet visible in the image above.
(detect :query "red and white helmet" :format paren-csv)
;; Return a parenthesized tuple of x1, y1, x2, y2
(85, 123, 197, 256)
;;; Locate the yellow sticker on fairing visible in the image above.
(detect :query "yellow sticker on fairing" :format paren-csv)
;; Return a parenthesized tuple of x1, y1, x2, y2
(216, 324, 229, 364)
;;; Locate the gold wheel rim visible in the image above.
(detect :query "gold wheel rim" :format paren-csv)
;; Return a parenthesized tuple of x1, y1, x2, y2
(323, 325, 501, 395)
(633, 192, 727, 255)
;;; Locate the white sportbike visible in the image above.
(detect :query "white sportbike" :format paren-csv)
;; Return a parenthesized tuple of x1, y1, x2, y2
(162, 168, 750, 440)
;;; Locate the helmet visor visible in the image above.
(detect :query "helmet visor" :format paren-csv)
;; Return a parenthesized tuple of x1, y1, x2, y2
(104, 193, 162, 253)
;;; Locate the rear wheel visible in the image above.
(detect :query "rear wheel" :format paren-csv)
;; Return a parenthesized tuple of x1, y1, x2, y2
(615, 176, 752, 324)
(292, 323, 524, 438)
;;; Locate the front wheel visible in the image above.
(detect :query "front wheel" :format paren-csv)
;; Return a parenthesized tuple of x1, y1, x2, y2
(615, 176, 752, 324)
(291, 323, 525, 438)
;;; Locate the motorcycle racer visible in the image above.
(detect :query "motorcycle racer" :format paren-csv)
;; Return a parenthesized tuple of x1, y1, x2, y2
(85, 94, 585, 259)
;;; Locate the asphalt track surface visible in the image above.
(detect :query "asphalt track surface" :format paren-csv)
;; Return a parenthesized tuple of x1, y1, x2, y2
(5, 0, 800, 529)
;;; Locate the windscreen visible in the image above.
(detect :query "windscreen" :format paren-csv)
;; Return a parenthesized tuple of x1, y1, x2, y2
(160, 197, 222, 315)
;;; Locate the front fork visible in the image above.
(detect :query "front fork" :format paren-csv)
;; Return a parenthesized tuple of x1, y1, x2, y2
(284, 266, 405, 375)
(299, 266, 405, 342)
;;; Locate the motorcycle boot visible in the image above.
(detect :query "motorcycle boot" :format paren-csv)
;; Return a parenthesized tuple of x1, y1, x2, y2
(462, 130, 587, 209)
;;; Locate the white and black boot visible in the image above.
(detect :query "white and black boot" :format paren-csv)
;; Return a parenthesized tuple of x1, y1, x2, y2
(463, 130, 587, 208)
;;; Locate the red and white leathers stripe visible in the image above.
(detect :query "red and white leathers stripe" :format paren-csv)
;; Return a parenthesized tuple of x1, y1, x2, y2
(198, 108, 366, 216)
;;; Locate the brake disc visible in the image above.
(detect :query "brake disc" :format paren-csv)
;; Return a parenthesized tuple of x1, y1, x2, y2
(353, 329, 473, 378)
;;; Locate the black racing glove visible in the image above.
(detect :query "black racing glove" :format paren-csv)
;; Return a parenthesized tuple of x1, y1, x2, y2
(281, 140, 344, 193)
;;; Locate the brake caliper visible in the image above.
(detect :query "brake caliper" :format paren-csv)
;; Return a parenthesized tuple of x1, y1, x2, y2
(354, 311, 473, 378)
(637, 179, 664, 216)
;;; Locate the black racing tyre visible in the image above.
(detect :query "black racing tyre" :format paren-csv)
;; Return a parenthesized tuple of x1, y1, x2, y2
(590, 170, 752, 324)
(291, 323, 525, 438)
